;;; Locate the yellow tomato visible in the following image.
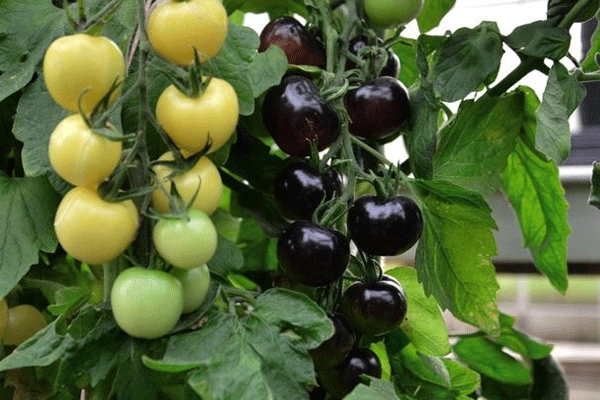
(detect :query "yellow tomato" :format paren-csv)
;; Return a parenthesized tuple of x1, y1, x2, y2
(0, 299, 8, 340)
(43, 34, 125, 113)
(146, 0, 228, 65)
(54, 187, 139, 265)
(2, 305, 47, 346)
(152, 152, 223, 215)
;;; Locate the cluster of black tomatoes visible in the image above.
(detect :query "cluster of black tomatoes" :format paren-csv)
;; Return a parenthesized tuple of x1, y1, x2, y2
(258, 16, 421, 398)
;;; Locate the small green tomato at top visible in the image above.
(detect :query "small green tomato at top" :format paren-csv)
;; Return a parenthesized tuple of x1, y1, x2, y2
(364, 0, 424, 27)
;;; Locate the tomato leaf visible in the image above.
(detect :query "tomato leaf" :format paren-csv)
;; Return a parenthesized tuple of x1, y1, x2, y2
(453, 336, 532, 386)
(434, 92, 525, 196)
(588, 161, 600, 209)
(249, 45, 288, 98)
(505, 21, 571, 60)
(207, 236, 245, 276)
(345, 378, 402, 400)
(433, 22, 503, 102)
(386, 267, 450, 357)
(502, 88, 570, 293)
(530, 356, 569, 400)
(409, 179, 500, 335)
(0, 175, 60, 299)
(535, 63, 586, 164)
(406, 82, 438, 180)
(494, 314, 553, 360)
(417, 0, 456, 33)
(581, 18, 600, 72)
(145, 289, 332, 400)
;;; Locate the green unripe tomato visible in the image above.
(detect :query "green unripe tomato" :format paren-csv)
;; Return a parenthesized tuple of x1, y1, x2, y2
(0, 299, 8, 340)
(170, 264, 211, 314)
(2, 305, 47, 346)
(111, 267, 184, 339)
(364, 0, 424, 27)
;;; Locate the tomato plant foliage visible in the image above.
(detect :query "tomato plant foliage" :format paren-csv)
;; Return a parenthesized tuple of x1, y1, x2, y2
(0, 0, 598, 399)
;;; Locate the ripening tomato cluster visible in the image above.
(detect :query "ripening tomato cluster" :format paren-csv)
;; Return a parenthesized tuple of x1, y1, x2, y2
(0, 299, 47, 347)
(42, 33, 141, 267)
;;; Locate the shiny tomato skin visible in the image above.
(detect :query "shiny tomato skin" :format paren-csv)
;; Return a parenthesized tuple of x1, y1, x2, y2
(277, 221, 349, 287)
(310, 312, 356, 370)
(317, 347, 382, 399)
(170, 264, 211, 314)
(48, 114, 122, 189)
(274, 162, 342, 221)
(344, 76, 411, 141)
(146, 0, 228, 65)
(153, 210, 218, 269)
(155, 78, 239, 155)
(111, 267, 184, 339)
(262, 75, 340, 156)
(54, 187, 139, 265)
(2, 305, 47, 346)
(259, 16, 326, 68)
(364, 0, 424, 27)
(43, 34, 125, 114)
(339, 280, 408, 336)
(347, 194, 422, 256)
(152, 152, 223, 215)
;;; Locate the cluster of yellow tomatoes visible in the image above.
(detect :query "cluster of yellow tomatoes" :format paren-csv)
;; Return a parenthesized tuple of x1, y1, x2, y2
(40, 0, 239, 340)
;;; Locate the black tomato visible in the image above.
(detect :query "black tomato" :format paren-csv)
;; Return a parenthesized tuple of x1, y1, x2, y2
(347, 194, 423, 256)
(277, 221, 349, 287)
(274, 162, 342, 221)
(308, 386, 327, 400)
(347, 35, 400, 78)
(344, 76, 411, 141)
(340, 280, 408, 337)
(310, 312, 356, 370)
(263, 75, 340, 156)
(317, 347, 382, 399)
(258, 16, 326, 69)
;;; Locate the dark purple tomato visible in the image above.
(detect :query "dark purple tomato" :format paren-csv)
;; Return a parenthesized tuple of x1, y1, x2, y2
(274, 162, 342, 221)
(308, 386, 327, 400)
(277, 221, 349, 287)
(339, 280, 408, 336)
(263, 75, 340, 156)
(258, 16, 326, 69)
(347, 35, 400, 78)
(344, 76, 411, 141)
(310, 312, 356, 370)
(317, 347, 382, 399)
(347, 194, 422, 256)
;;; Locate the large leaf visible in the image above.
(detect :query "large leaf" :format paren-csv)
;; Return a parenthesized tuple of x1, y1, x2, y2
(434, 92, 524, 196)
(505, 21, 571, 61)
(581, 15, 600, 72)
(502, 88, 570, 293)
(345, 378, 402, 400)
(417, 0, 456, 33)
(433, 22, 503, 102)
(495, 314, 553, 361)
(0, 175, 60, 298)
(530, 356, 569, 400)
(406, 82, 439, 179)
(409, 179, 500, 335)
(535, 63, 586, 164)
(144, 289, 332, 400)
(387, 267, 450, 357)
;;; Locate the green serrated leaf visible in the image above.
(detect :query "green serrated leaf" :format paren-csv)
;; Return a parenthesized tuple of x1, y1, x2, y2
(434, 92, 524, 195)
(386, 267, 450, 357)
(406, 82, 439, 179)
(345, 378, 402, 400)
(409, 179, 500, 335)
(582, 16, 600, 72)
(505, 21, 571, 60)
(393, 39, 419, 88)
(433, 22, 503, 102)
(536, 63, 586, 164)
(0, 175, 60, 298)
(207, 235, 244, 276)
(47, 286, 90, 316)
(494, 314, 553, 360)
(453, 336, 532, 386)
(417, 0, 456, 33)
(249, 45, 288, 98)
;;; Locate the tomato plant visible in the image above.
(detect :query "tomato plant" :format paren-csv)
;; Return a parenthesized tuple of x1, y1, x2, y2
(110, 267, 184, 339)
(0, 0, 597, 398)
(43, 33, 125, 114)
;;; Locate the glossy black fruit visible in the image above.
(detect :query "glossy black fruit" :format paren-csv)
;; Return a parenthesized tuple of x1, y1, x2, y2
(344, 76, 411, 141)
(258, 16, 326, 68)
(340, 280, 408, 336)
(310, 312, 356, 370)
(317, 347, 382, 399)
(263, 75, 341, 156)
(347, 35, 400, 78)
(277, 221, 349, 287)
(274, 162, 342, 221)
(347, 194, 422, 256)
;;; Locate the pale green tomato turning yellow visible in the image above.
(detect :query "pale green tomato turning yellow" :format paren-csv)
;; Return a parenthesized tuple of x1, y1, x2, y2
(146, 0, 228, 65)
(111, 267, 184, 339)
(49, 114, 122, 189)
(153, 210, 218, 269)
(155, 78, 239, 155)
(2, 305, 47, 346)
(54, 187, 139, 265)
(43, 34, 125, 113)
(152, 152, 223, 215)
(0, 299, 8, 340)
(171, 264, 211, 314)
